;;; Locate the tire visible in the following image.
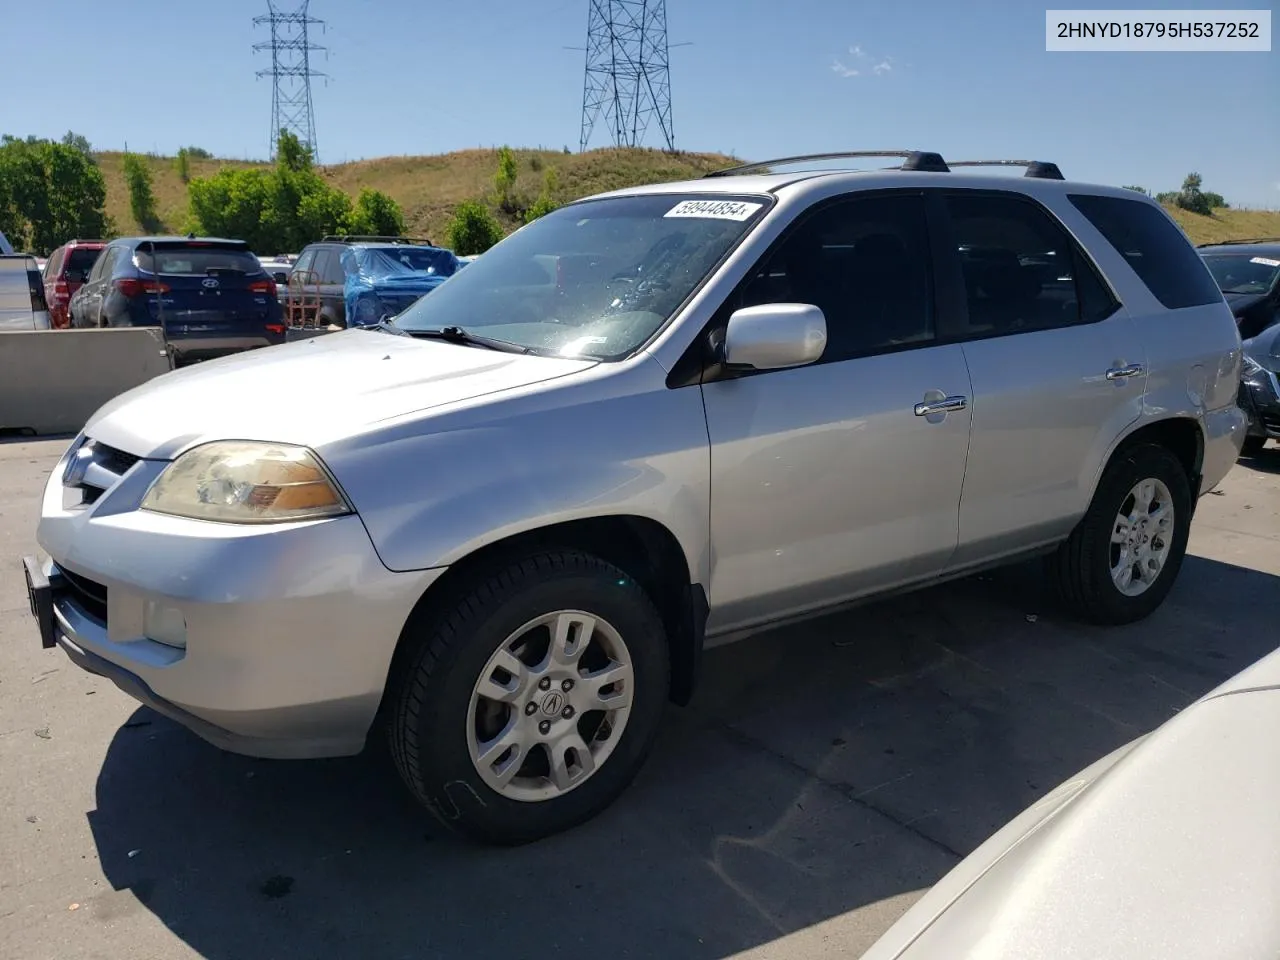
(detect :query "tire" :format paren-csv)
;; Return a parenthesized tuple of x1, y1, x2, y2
(1241, 435, 1267, 457)
(387, 550, 670, 845)
(1047, 443, 1192, 625)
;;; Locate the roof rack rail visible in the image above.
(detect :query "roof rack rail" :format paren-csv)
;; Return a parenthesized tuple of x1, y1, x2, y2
(321, 235, 435, 246)
(947, 160, 1064, 180)
(704, 150, 951, 178)
(1196, 236, 1280, 247)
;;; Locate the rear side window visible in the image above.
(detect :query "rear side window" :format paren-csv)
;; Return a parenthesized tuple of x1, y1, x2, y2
(64, 247, 101, 281)
(1068, 194, 1221, 309)
(134, 244, 262, 276)
(944, 193, 1119, 336)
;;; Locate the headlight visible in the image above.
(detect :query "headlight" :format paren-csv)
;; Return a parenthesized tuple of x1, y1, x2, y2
(141, 441, 351, 524)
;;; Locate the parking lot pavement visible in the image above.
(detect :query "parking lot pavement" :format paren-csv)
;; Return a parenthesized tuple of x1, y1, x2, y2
(1, 436, 1276, 960)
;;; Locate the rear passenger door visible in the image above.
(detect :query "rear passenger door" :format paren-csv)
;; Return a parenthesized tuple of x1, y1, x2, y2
(702, 191, 974, 633)
(936, 190, 1146, 567)
(79, 246, 117, 326)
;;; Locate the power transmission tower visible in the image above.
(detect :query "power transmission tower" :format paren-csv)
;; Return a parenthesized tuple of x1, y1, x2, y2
(579, 0, 674, 153)
(253, 1, 328, 161)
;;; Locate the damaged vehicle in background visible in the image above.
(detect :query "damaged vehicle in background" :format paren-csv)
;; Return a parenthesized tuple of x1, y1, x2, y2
(340, 242, 460, 326)
(1199, 238, 1280, 340)
(1238, 321, 1280, 456)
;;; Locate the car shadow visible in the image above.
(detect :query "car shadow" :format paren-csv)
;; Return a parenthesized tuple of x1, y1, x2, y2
(1239, 448, 1280, 474)
(85, 555, 1279, 959)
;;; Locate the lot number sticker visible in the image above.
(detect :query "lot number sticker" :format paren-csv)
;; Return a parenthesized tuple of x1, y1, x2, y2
(665, 199, 763, 221)
(1250, 257, 1280, 267)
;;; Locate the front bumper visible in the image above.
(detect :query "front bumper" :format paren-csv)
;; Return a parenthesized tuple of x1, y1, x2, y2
(1238, 370, 1280, 439)
(32, 440, 442, 759)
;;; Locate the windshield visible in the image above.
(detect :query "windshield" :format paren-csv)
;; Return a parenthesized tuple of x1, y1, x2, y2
(1203, 254, 1280, 295)
(393, 193, 770, 360)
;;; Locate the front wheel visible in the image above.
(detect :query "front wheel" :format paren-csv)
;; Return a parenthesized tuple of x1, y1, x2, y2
(1047, 443, 1192, 625)
(387, 551, 670, 844)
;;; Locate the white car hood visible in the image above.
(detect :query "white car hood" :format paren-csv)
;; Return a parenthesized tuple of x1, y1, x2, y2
(864, 646, 1280, 960)
(84, 330, 597, 459)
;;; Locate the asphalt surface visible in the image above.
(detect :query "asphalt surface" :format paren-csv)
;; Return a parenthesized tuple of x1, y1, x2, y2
(2, 435, 1278, 960)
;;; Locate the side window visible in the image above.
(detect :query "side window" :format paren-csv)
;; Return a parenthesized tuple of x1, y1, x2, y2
(89, 247, 115, 282)
(314, 249, 343, 285)
(739, 193, 934, 362)
(291, 248, 317, 283)
(45, 248, 63, 278)
(1068, 193, 1222, 310)
(945, 193, 1114, 336)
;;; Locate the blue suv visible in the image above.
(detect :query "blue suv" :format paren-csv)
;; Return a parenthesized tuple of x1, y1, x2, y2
(68, 236, 285, 364)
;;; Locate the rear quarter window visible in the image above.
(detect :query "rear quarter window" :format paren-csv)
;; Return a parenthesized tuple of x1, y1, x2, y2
(1068, 194, 1222, 310)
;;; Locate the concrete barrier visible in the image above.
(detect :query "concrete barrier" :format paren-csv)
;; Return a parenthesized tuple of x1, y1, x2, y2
(1, 327, 173, 435)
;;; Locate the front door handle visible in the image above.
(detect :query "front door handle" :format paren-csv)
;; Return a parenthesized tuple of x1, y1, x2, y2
(1106, 363, 1144, 381)
(914, 395, 968, 417)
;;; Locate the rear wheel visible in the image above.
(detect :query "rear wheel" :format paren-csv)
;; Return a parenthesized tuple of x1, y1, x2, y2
(1048, 443, 1192, 624)
(1241, 435, 1267, 457)
(387, 551, 669, 844)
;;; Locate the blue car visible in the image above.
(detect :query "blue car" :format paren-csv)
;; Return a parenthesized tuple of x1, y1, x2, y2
(68, 236, 285, 364)
(339, 242, 461, 326)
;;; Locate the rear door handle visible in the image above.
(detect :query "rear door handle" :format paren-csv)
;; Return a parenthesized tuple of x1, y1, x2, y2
(1105, 363, 1144, 381)
(914, 395, 968, 417)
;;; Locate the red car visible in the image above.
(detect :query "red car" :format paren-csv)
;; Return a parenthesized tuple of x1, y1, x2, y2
(42, 240, 105, 329)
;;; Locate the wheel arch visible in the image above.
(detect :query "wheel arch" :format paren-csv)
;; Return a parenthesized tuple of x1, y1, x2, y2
(381, 514, 709, 716)
(1104, 416, 1204, 494)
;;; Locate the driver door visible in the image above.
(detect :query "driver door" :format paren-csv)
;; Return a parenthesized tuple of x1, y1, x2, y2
(701, 192, 974, 634)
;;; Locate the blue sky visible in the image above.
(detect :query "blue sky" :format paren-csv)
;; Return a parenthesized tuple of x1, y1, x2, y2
(3, 0, 1277, 207)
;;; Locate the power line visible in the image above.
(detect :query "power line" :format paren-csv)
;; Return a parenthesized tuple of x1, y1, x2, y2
(579, 0, 675, 153)
(253, 1, 328, 162)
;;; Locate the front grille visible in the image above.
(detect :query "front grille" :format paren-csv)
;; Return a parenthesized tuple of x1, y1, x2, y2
(96, 444, 140, 476)
(59, 567, 108, 623)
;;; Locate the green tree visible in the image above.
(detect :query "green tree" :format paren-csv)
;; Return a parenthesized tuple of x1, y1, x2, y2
(524, 167, 561, 224)
(60, 131, 94, 159)
(447, 199, 504, 256)
(174, 147, 191, 184)
(1175, 172, 1213, 216)
(493, 145, 520, 215)
(187, 130, 353, 254)
(0, 135, 109, 254)
(183, 145, 213, 160)
(347, 188, 405, 236)
(122, 152, 161, 231)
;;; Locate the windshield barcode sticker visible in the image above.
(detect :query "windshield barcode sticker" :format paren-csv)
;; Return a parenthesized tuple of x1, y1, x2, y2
(1250, 257, 1280, 267)
(665, 200, 763, 221)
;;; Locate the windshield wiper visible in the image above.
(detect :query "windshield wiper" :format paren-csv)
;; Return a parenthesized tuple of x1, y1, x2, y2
(404, 325, 531, 354)
(357, 319, 409, 337)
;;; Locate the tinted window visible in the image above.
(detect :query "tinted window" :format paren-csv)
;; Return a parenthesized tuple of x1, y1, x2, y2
(64, 247, 101, 281)
(90, 247, 118, 281)
(311, 249, 342, 284)
(291, 248, 317, 282)
(737, 193, 933, 361)
(946, 193, 1114, 335)
(1069, 193, 1221, 309)
(134, 243, 261, 275)
(45, 248, 64, 277)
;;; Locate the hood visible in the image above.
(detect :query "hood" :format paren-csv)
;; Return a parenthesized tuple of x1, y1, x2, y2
(84, 329, 596, 459)
(863, 645, 1280, 960)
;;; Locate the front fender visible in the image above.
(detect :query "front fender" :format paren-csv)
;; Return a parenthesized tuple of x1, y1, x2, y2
(320, 367, 712, 585)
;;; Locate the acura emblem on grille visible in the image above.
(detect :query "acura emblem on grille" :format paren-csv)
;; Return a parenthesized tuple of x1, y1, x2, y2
(62, 443, 96, 488)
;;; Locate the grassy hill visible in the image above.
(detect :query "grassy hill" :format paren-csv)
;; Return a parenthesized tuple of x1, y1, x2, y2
(94, 147, 736, 246)
(93, 147, 1280, 250)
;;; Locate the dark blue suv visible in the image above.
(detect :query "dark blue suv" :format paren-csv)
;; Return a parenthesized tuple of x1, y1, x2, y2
(68, 236, 285, 364)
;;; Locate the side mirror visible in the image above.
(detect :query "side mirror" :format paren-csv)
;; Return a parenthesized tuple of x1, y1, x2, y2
(723, 303, 827, 371)
(272, 271, 288, 284)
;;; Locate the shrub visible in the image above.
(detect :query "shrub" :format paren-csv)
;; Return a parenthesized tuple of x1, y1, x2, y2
(122, 152, 161, 231)
(174, 148, 191, 184)
(447, 200, 504, 256)
(1174, 172, 1213, 216)
(347, 188, 405, 236)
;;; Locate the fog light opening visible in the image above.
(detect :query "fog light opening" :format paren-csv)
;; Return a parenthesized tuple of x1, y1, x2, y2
(144, 600, 188, 649)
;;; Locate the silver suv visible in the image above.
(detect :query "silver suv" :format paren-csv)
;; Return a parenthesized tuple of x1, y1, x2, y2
(23, 151, 1246, 843)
